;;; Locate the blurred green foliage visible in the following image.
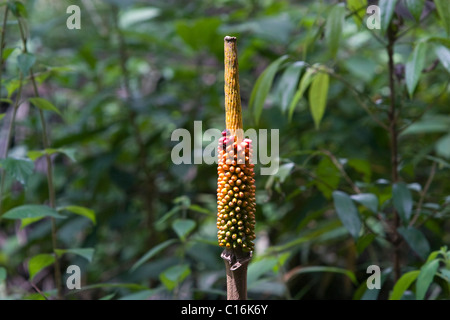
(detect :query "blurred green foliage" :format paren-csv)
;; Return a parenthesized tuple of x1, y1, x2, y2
(0, 0, 449, 300)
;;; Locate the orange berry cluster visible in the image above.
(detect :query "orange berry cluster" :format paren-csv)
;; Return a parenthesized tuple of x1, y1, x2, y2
(217, 130, 256, 251)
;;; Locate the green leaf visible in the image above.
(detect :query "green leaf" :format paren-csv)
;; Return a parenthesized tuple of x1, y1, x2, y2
(308, 70, 329, 129)
(247, 257, 279, 285)
(159, 264, 190, 291)
(28, 254, 55, 281)
(0, 113, 5, 121)
(55, 248, 95, 263)
(3, 204, 66, 220)
(393, 182, 413, 223)
(325, 4, 345, 58)
(0, 157, 34, 185)
(389, 270, 420, 300)
(188, 204, 213, 215)
(29, 97, 61, 116)
(118, 289, 160, 300)
(347, 158, 372, 183)
(27, 148, 76, 162)
(130, 239, 178, 272)
(314, 156, 340, 199)
(17, 53, 35, 75)
(277, 61, 304, 113)
(436, 134, 450, 159)
(53, 148, 76, 161)
(406, 0, 425, 22)
(20, 217, 44, 229)
(175, 18, 221, 53)
(0, 267, 6, 281)
(5, 78, 22, 98)
(434, 45, 450, 73)
(172, 219, 196, 241)
(356, 233, 377, 255)
(288, 65, 317, 122)
(398, 226, 430, 260)
(416, 259, 439, 300)
(405, 41, 427, 97)
(332, 191, 362, 240)
(2, 47, 16, 61)
(58, 205, 96, 225)
(249, 55, 288, 125)
(287, 266, 358, 285)
(347, 0, 368, 27)
(8, 0, 27, 17)
(434, 0, 450, 36)
(351, 193, 378, 213)
(379, 0, 398, 34)
(401, 116, 450, 135)
(76, 282, 148, 292)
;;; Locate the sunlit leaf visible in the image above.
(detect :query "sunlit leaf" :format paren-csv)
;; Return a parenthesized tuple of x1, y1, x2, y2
(389, 270, 420, 300)
(405, 41, 427, 97)
(28, 254, 55, 281)
(308, 70, 329, 129)
(325, 4, 345, 58)
(58, 205, 96, 225)
(249, 55, 288, 125)
(29, 97, 61, 116)
(416, 259, 439, 300)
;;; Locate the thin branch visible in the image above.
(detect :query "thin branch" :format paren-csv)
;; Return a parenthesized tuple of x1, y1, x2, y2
(422, 59, 439, 73)
(29, 282, 49, 300)
(409, 162, 437, 227)
(320, 149, 362, 194)
(0, 6, 9, 98)
(0, 74, 23, 217)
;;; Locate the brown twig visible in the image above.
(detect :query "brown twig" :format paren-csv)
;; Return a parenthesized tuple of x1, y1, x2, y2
(409, 162, 437, 227)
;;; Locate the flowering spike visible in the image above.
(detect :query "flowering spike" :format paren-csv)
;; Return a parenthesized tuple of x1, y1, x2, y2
(218, 36, 255, 253)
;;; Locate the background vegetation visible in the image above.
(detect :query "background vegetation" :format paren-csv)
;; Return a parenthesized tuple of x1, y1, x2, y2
(0, 0, 449, 300)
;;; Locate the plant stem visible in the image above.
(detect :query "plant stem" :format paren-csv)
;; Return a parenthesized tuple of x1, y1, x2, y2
(0, 75, 23, 217)
(0, 6, 9, 98)
(387, 26, 401, 283)
(17, 17, 62, 300)
(221, 248, 251, 300)
(0, 6, 10, 217)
